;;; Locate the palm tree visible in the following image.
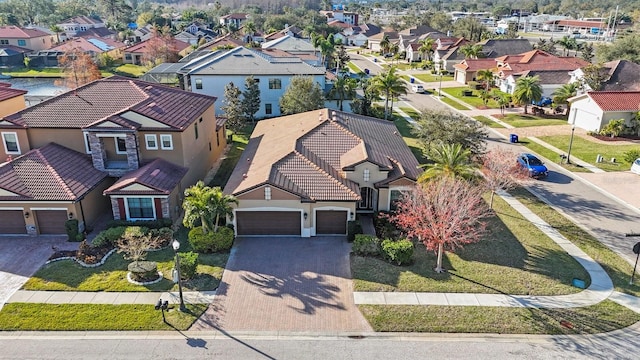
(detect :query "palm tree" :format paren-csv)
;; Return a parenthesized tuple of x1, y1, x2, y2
(459, 43, 483, 59)
(418, 37, 435, 61)
(476, 69, 494, 91)
(497, 93, 511, 115)
(557, 36, 577, 56)
(418, 143, 478, 183)
(182, 181, 216, 233)
(209, 187, 238, 232)
(50, 25, 63, 44)
(329, 75, 357, 111)
(369, 66, 406, 120)
(512, 75, 542, 114)
(551, 82, 579, 114)
(379, 34, 390, 55)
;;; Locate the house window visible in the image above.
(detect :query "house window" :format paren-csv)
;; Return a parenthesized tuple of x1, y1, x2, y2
(268, 78, 281, 89)
(125, 53, 131, 60)
(145, 134, 158, 150)
(127, 198, 154, 219)
(83, 133, 92, 154)
(195, 78, 203, 89)
(17, 39, 26, 46)
(0, 40, 8, 45)
(195, 123, 199, 139)
(199, 117, 203, 123)
(363, 168, 370, 182)
(265, 103, 272, 115)
(160, 134, 173, 150)
(264, 186, 271, 200)
(390, 190, 404, 211)
(216, 130, 220, 147)
(115, 137, 127, 154)
(209, 141, 212, 151)
(2, 132, 20, 154)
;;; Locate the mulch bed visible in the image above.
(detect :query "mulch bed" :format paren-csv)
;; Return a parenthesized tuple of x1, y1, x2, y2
(48, 246, 114, 265)
(589, 134, 640, 142)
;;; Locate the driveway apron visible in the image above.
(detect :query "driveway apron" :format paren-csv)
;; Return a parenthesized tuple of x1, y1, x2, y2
(0, 236, 71, 310)
(192, 236, 372, 332)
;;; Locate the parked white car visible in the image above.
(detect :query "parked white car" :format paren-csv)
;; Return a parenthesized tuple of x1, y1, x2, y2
(411, 84, 425, 93)
(631, 158, 640, 175)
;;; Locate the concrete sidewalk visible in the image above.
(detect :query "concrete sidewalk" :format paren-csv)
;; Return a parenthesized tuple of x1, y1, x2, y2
(7, 290, 216, 305)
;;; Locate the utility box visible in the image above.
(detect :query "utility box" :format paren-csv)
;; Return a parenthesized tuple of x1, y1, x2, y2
(510, 134, 519, 143)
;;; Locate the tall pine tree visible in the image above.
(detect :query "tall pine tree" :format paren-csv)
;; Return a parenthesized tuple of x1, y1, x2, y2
(221, 82, 245, 134)
(241, 75, 260, 122)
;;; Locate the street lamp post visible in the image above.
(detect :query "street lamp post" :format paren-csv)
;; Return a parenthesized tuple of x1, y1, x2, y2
(438, 72, 443, 97)
(172, 239, 186, 312)
(566, 125, 576, 164)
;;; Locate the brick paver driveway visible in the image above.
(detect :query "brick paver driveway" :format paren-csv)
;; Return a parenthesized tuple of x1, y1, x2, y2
(192, 236, 371, 332)
(0, 236, 72, 310)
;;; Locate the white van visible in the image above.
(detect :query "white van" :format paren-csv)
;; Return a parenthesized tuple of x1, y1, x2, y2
(411, 84, 425, 93)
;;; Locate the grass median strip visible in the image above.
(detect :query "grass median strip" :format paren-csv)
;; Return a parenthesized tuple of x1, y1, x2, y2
(352, 192, 589, 295)
(523, 140, 591, 173)
(0, 303, 207, 331)
(359, 300, 640, 334)
(474, 115, 504, 128)
(439, 96, 470, 110)
(538, 135, 638, 171)
(496, 114, 569, 128)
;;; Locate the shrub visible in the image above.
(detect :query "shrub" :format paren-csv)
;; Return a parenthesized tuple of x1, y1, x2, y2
(75, 233, 85, 242)
(76, 240, 99, 264)
(123, 226, 149, 238)
(188, 227, 234, 253)
(352, 234, 380, 256)
(380, 239, 414, 265)
(128, 261, 159, 282)
(600, 119, 625, 137)
(347, 220, 363, 242)
(106, 219, 171, 229)
(149, 227, 173, 248)
(65, 219, 79, 242)
(91, 226, 125, 248)
(374, 212, 400, 240)
(623, 149, 640, 163)
(178, 251, 199, 280)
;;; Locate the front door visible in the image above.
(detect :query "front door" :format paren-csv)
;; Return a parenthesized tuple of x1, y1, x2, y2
(357, 187, 376, 212)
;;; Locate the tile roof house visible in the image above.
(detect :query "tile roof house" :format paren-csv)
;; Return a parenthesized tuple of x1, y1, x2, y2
(367, 29, 399, 52)
(333, 23, 380, 47)
(0, 76, 227, 234)
(453, 58, 498, 84)
(570, 60, 640, 92)
(123, 37, 191, 65)
(224, 108, 421, 237)
(0, 26, 56, 51)
(0, 83, 27, 117)
(0, 143, 112, 235)
(476, 38, 532, 58)
(568, 91, 640, 132)
(182, 46, 326, 118)
(219, 13, 249, 29)
(261, 35, 321, 66)
(49, 36, 126, 61)
(0, 44, 30, 66)
(263, 25, 304, 41)
(57, 16, 106, 38)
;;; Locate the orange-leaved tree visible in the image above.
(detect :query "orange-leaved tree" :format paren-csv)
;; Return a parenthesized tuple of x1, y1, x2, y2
(480, 148, 530, 208)
(57, 48, 102, 89)
(389, 177, 491, 273)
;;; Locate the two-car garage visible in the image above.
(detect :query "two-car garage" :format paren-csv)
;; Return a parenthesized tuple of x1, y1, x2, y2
(0, 209, 67, 235)
(235, 209, 348, 236)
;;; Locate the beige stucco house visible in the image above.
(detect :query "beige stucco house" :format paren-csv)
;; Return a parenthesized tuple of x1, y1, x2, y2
(224, 109, 421, 237)
(0, 26, 55, 51)
(0, 76, 226, 235)
(568, 91, 640, 132)
(0, 83, 26, 118)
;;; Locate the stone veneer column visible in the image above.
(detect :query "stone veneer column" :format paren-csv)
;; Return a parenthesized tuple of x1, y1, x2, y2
(110, 198, 121, 220)
(125, 133, 140, 171)
(88, 133, 107, 171)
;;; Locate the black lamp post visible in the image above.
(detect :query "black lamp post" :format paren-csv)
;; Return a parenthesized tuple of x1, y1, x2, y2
(172, 239, 186, 312)
(566, 125, 576, 164)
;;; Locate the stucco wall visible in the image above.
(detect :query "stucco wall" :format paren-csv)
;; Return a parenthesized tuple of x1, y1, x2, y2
(0, 96, 26, 117)
(0, 128, 29, 160)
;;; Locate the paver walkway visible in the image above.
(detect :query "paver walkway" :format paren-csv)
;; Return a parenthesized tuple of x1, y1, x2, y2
(354, 190, 617, 309)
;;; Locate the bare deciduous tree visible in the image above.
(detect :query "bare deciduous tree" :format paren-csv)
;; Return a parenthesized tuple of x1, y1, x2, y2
(480, 148, 530, 208)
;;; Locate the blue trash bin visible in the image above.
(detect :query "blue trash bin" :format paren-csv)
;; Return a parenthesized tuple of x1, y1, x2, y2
(373, 58, 377, 63)
(364, 68, 370, 75)
(510, 134, 519, 143)
(410, 77, 415, 83)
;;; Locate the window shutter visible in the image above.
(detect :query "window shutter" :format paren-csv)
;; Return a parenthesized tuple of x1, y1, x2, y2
(117, 198, 126, 219)
(154, 198, 163, 219)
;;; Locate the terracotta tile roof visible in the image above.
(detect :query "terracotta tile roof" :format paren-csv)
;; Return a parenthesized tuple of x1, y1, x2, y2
(0, 26, 49, 38)
(224, 109, 421, 202)
(587, 91, 640, 112)
(60, 16, 104, 25)
(125, 38, 190, 53)
(103, 158, 187, 196)
(0, 86, 27, 102)
(454, 58, 496, 71)
(0, 143, 108, 201)
(3, 76, 216, 130)
(549, 20, 605, 28)
(495, 50, 588, 73)
(51, 37, 125, 53)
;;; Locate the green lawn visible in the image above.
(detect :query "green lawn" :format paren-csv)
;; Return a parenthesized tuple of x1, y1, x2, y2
(393, 118, 425, 164)
(113, 64, 148, 78)
(474, 115, 504, 128)
(440, 96, 470, 110)
(399, 107, 420, 121)
(23, 228, 228, 292)
(538, 135, 639, 171)
(347, 61, 361, 73)
(208, 125, 253, 188)
(511, 187, 640, 297)
(497, 113, 569, 128)
(0, 303, 207, 331)
(441, 87, 500, 109)
(352, 192, 589, 295)
(1, 68, 62, 77)
(523, 140, 591, 173)
(413, 73, 454, 83)
(360, 300, 640, 334)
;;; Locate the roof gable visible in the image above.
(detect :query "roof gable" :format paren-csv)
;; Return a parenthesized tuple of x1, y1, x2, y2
(104, 158, 187, 195)
(587, 91, 640, 112)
